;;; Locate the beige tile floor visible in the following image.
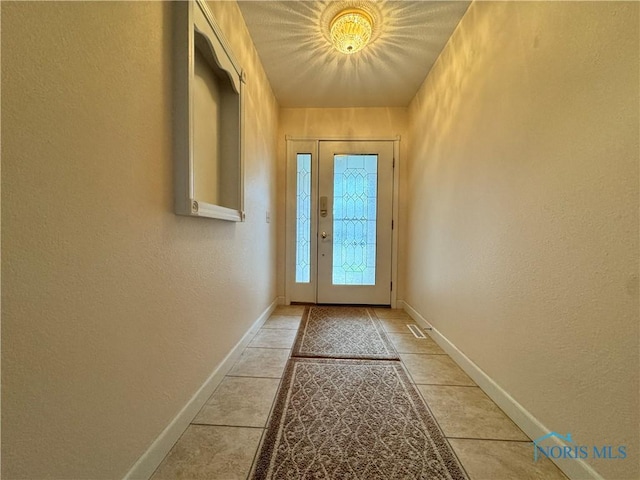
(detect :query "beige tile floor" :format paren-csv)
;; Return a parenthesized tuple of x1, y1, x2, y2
(151, 308, 567, 480)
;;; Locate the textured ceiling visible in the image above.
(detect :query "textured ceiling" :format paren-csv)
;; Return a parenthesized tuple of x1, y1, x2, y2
(237, 0, 471, 107)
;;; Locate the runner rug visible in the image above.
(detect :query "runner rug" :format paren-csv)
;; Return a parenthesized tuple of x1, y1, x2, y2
(291, 306, 399, 360)
(252, 357, 468, 480)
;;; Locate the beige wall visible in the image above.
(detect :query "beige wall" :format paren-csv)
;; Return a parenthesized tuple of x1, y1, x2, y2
(277, 108, 409, 302)
(1, 1, 278, 478)
(405, 2, 639, 479)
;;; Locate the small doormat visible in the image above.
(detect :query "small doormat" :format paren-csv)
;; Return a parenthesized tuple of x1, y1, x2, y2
(252, 358, 468, 480)
(291, 306, 399, 360)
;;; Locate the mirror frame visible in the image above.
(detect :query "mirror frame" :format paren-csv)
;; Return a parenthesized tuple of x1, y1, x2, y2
(173, 0, 246, 221)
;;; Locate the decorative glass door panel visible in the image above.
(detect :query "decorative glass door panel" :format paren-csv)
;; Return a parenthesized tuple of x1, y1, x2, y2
(295, 154, 312, 283)
(332, 154, 378, 286)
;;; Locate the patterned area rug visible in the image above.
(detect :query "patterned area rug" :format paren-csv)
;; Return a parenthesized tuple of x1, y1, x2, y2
(291, 306, 399, 360)
(252, 358, 468, 480)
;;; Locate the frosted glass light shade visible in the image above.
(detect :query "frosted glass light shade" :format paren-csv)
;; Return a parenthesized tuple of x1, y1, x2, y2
(330, 8, 373, 55)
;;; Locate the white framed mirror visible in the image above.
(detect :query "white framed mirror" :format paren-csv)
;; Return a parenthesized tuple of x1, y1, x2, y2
(173, 0, 245, 221)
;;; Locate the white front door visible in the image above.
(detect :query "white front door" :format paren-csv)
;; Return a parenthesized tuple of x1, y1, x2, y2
(286, 139, 396, 306)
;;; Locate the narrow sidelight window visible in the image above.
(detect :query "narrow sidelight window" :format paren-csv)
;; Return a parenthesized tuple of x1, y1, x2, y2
(295, 154, 312, 283)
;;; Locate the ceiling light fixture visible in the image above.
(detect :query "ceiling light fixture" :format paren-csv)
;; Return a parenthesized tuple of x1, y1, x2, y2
(330, 8, 373, 55)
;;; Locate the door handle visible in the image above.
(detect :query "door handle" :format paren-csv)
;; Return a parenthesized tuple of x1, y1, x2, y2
(321, 231, 327, 239)
(320, 196, 328, 217)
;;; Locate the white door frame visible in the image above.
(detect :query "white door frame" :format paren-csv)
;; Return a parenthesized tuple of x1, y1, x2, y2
(284, 136, 400, 308)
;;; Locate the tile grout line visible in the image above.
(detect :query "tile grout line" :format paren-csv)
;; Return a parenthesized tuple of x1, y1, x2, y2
(189, 423, 266, 430)
(260, 328, 300, 330)
(415, 383, 481, 388)
(396, 352, 449, 355)
(246, 428, 267, 480)
(246, 359, 290, 480)
(411, 383, 478, 387)
(410, 372, 535, 477)
(446, 436, 533, 443)
(244, 345, 296, 350)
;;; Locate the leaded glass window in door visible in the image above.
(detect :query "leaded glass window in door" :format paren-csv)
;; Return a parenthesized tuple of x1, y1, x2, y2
(295, 154, 311, 283)
(332, 154, 378, 285)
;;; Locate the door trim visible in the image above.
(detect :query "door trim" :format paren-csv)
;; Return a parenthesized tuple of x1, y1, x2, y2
(285, 137, 400, 308)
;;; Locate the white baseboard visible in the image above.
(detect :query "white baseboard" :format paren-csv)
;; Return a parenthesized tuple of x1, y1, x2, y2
(124, 298, 279, 480)
(276, 295, 286, 305)
(402, 301, 604, 480)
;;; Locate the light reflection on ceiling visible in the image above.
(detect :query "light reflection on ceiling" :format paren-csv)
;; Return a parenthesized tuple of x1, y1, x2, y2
(236, 1, 471, 108)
